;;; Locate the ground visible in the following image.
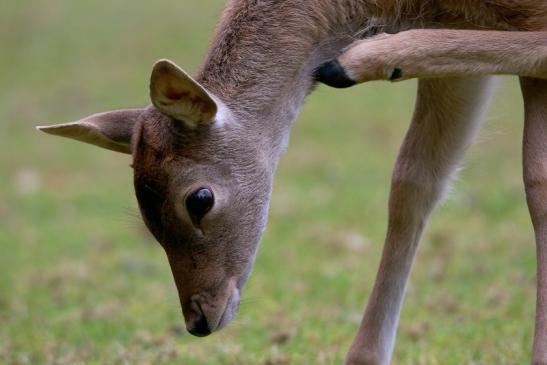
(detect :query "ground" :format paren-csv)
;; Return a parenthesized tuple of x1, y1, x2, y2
(0, 1, 536, 364)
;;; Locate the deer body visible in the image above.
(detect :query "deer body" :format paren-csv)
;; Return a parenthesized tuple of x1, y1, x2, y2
(38, 1, 547, 364)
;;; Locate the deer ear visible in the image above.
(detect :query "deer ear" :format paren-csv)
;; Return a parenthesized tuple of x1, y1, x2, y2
(150, 59, 217, 127)
(36, 108, 143, 154)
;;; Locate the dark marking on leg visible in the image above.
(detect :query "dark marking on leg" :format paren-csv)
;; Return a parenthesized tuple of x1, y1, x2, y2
(389, 68, 403, 81)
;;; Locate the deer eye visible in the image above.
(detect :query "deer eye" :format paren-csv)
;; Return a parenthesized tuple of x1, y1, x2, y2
(186, 188, 214, 219)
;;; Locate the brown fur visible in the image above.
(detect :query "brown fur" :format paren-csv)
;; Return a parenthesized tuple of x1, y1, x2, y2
(38, 1, 547, 363)
(195, 0, 547, 112)
(365, 0, 547, 30)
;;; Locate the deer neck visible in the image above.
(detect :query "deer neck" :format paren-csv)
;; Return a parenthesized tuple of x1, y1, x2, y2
(196, 1, 369, 157)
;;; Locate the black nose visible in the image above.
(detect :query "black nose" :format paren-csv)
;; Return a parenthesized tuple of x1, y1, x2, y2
(186, 302, 212, 337)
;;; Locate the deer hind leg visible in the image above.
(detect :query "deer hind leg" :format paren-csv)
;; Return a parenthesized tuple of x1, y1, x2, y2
(315, 30, 547, 88)
(346, 76, 495, 365)
(521, 77, 547, 365)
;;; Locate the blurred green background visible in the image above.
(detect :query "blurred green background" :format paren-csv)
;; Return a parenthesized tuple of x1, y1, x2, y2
(0, 1, 536, 364)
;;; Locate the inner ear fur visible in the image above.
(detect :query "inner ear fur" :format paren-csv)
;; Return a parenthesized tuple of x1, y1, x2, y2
(150, 59, 218, 127)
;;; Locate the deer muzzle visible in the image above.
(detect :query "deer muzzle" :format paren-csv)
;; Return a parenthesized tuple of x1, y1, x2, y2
(181, 279, 240, 337)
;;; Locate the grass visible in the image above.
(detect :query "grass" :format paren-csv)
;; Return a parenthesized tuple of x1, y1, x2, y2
(0, 1, 536, 364)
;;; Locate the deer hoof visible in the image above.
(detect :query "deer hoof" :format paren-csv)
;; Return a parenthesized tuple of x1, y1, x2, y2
(314, 59, 356, 88)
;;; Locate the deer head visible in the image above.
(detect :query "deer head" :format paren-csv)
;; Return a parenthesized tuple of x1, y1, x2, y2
(38, 59, 274, 336)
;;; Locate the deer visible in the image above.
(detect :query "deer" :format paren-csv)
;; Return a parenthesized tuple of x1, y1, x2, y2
(37, 1, 547, 364)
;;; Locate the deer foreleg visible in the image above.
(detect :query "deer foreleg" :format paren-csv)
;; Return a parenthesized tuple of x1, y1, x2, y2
(316, 30, 547, 88)
(346, 76, 495, 365)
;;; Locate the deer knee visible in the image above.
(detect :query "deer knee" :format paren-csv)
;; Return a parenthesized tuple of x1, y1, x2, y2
(524, 176, 547, 225)
(388, 177, 445, 227)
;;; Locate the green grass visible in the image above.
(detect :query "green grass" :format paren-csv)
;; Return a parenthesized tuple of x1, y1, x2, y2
(0, 1, 536, 364)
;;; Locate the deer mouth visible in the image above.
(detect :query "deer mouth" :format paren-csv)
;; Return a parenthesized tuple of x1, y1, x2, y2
(216, 287, 240, 331)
